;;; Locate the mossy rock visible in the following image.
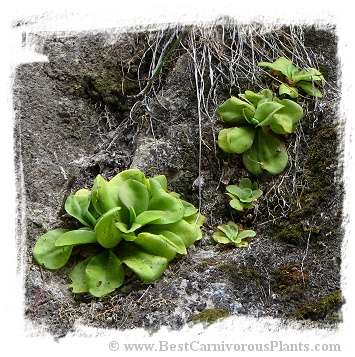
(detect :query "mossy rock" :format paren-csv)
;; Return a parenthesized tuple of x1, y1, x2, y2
(291, 291, 343, 322)
(188, 309, 230, 326)
(271, 264, 309, 294)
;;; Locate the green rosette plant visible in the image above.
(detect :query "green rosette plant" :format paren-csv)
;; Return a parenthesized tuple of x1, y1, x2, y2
(226, 178, 262, 211)
(258, 57, 325, 98)
(217, 89, 304, 175)
(33, 168, 206, 297)
(213, 221, 256, 248)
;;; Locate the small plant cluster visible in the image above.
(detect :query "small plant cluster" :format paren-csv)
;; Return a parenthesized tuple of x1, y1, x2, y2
(213, 178, 262, 248)
(258, 57, 325, 98)
(33, 169, 205, 297)
(218, 89, 304, 175)
(217, 57, 324, 175)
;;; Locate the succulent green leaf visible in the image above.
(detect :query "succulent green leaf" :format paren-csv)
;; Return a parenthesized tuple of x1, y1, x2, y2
(221, 126, 256, 154)
(254, 101, 284, 127)
(154, 230, 187, 254)
(258, 57, 293, 77)
(148, 175, 168, 195)
(237, 230, 256, 240)
(217, 96, 254, 124)
(95, 207, 123, 248)
(243, 129, 288, 175)
(151, 219, 201, 248)
(65, 193, 97, 228)
(257, 129, 288, 175)
(132, 232, 178, 262)
(217, 221, 238, 239)
(91, 174, 120, 215)
(297, 81, 323, 98)
(212, 231, 232, 244)
(117, 242, 168, 282)
(68, 257, 90, 293)
(33, 228, 72, 270)
(135, 210, 167, 226)
(273, 98, 305, 124)
(238, 178, 252, 189)
(228, 198, 246, 211)
(109, 168, 146, 187)
(238, 188, 253, 202)
(242, 140, 264, 176)
(292, 68, 325, 83)
(118, 179, 149, 216)
(148, 191, 184, 224)
(180, 200, 198, 217)
(242, 108, 256, 124)
(252, 189, 263, 200)
(217, 128, 236, 153)
(279, 83, 298, 98)
(226, 185, 242, 197)
(85, 250, 125, 297)
(269, 114, 294, 134)
(241, 90, 265, 105)
(55, 228, 97, 246)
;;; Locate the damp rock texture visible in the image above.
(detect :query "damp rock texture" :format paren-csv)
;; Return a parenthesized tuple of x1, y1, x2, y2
(14, 22, 344, 338)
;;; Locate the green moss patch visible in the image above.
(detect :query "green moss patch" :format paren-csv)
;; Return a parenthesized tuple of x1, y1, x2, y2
(292, 291, 343, 322)
(188, 309, 230, 326)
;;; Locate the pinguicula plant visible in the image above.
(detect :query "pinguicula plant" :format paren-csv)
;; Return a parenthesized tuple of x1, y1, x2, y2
(217, 88, 304, 175)
(213, 221, 256, 248)
(33, 168, 205, 297)
(226, 178, 262, 211)
(258, 57, 325, 98)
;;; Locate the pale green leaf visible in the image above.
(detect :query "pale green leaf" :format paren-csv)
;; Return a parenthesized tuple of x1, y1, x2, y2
(85, 250, 125, 297)
(33, 228, 72, 270)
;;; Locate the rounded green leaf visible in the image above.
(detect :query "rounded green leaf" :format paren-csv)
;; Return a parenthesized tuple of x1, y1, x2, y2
(68, 257, 91, 293)
(237, 230, 256, 239)
(148, 191, 185, 224)
(55, 228, 97, 246)
(238, 188, 253, 202)
(116, 242, 168, 282)
(85, 250, 125, 297)
(65, 193, 97, 228)
(133, 232, 178, 262)
(135, 210, 167, 226)
(33, 228, 72, 270)
(254, 101, 284, 127)
(224, 126, 255, 154)
(273, 98, 304, 125)
(118, 179, 149, 216)
(226, 185, 242, 197)
(242, 140, 264, 176)
(91, 174, 120, 215)
(95, 207, 123, 248)
(257, 129, 288, 175)
(109, 168, 146, 187)
(297, 81, 323, 98)
(217, 96, 254, 124)
(270, 113, 294, 134)
(212, 232, 231, 244)
(229, 198, 246, 211)
(151, 219, 200, 248)
(217, 128, 236, 153)
(279, 83, 298, 98)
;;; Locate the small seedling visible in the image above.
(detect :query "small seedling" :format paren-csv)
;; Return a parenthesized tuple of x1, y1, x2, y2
(217, 89, 304, 175)
(33, 168, 205, 297)
(258, 57, 325, 98)
(213, 221, 256, 248)
(226, 178, 262, 211)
